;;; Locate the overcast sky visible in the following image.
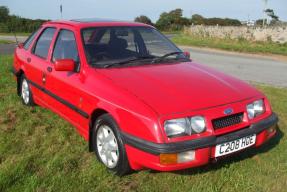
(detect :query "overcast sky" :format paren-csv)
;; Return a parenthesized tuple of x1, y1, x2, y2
(1, 0, 286, 22)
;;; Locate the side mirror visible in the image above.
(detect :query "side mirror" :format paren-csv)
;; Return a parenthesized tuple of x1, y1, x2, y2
(18, 43, 24, 49)
(55, 59, 75, 72)
(183, 51, 191, 59)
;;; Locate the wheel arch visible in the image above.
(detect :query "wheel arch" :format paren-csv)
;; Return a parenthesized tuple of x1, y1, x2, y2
(88, 108, 109, 152)
(16, 69, 24, 96)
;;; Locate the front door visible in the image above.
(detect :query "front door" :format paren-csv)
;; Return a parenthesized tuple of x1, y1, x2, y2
(44, 28, 89, 136)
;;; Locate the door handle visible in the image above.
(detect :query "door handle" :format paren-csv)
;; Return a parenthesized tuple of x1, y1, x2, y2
(27, 57, 31, 63)
(47, 66, 53, 73)
(42, 72, 46, 84)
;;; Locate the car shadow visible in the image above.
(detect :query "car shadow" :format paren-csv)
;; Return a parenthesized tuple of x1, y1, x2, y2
(147, 126, 284, 176)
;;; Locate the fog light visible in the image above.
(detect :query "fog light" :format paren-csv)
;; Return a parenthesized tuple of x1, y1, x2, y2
(160, 150, 195, 165)
(178, 150, 195, 163)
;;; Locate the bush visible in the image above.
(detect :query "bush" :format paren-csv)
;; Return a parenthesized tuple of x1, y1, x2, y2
(134, 15, 153, 26)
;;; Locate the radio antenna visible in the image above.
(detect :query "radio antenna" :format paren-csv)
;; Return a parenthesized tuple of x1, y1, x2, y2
(13, 31, 19, 45)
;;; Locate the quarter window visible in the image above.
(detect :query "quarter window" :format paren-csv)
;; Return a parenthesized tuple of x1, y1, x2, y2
(33, 27, 56, 59)
(52, 29, 79, 63)
(23, 29, 39, 50)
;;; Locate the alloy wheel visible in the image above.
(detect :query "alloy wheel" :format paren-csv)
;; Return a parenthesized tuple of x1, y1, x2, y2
(96, 125, 119, 168)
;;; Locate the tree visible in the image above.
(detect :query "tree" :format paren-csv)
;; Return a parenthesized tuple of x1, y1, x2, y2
(0, 7, 46, 33)
(155, 12, 171, 30)
(265, 9, 279, 21)
(156, 8, 190, 31)
(191, 14, 205, 25)
(0, 6, 9, 23)
(134, 15, 153, 26)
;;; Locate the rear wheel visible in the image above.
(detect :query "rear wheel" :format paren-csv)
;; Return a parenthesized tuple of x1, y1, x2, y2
(20, 75, 34, 106)
(92, 114, 131, 176)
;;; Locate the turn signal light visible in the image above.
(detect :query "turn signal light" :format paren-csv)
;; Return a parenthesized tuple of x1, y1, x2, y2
(160, 153, 177, 165)
(160, 150, 195, 165)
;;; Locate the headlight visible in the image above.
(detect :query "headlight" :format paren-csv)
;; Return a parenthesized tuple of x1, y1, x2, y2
(164, 116, 206, 137)
(246, 99, 265, 119)
(164, 118, 190, 137)
(190, 116, 206, 133)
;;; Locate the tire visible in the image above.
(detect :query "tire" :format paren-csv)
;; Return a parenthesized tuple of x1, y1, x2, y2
(20, 75, 35, 106)
(92, 114, 131, 176)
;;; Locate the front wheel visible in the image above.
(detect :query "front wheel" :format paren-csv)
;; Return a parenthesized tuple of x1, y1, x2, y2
(92, 114, 131, 176)
(20, 75, 35, 106)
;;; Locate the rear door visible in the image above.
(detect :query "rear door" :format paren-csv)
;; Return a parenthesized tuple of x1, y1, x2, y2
(25, 27, 57, 104)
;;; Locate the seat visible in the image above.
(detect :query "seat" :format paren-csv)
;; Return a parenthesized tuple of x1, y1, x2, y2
(108, 38, 130, 59)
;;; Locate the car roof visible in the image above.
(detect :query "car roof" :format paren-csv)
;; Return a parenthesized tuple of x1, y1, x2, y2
(43, 18, 152, 29)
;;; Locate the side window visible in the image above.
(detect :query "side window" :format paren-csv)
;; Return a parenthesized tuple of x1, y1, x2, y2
(98, 29, 110, 44)
(23, 29, 39, 50)
(33, 27, 56, 59)
(52, 30, 79, 63)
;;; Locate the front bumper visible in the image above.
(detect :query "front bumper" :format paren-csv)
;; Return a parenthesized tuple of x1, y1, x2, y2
(122, 113, 278, 171)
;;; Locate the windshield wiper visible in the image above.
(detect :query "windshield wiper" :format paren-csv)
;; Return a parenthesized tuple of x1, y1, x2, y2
(102, 56, 155, 68)
(151, 52, 183, 63)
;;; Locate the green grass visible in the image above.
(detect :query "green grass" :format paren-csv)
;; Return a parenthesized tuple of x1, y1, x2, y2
(172, 33, 287, 56)
(0, 55, 287, 191)
(162, 31, 182, 35)
(0, 39, 14, 44)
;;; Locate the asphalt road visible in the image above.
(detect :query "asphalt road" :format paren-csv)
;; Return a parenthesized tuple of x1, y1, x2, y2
(1, 36, 286, 87)
(0, 35, 27, 55)
(182, 47, 287, 87)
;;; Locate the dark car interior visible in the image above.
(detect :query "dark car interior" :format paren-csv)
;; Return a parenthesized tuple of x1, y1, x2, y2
(83, 28, 149, 63)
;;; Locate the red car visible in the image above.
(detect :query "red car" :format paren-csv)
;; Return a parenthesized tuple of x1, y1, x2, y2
(13, 19, 278, 175)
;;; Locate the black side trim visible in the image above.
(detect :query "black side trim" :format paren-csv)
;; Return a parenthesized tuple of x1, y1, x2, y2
(27, 79, 89, 119)
(121, 113, 278, 155)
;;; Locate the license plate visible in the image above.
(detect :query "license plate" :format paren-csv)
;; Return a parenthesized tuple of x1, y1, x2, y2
(215, 134, 256, 157)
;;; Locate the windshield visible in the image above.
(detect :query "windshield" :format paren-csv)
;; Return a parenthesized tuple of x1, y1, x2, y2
(81, 26, 189, 68)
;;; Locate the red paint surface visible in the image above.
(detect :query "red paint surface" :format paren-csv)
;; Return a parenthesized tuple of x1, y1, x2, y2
(13, 20, 276, 171)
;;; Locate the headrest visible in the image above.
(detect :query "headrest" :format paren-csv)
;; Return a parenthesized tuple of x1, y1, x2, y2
(109, 38, 128, 50)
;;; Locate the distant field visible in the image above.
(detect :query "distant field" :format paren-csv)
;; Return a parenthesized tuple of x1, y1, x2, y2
(0, 32, 30, 36)
(171, 33, 287, 56)
(0, 55, 286, 191)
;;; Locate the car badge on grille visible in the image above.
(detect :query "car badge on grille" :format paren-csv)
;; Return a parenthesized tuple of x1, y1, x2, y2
(224, 108, 233, 115)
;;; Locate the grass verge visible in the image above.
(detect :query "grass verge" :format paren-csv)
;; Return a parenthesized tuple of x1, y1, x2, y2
(171, 33, 287, 56)
(0, 39, 14, 44)
(0, 55, 286, 191)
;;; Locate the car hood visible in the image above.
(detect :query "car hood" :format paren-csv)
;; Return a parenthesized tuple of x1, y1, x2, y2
(97, 62, 261, 116)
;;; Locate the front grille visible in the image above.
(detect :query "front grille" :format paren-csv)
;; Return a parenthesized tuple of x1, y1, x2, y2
(212, 113, 244, 130)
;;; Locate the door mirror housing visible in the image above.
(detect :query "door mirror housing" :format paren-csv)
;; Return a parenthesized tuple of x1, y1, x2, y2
(183, 51, 191, 59)
(54, 59, 75, 72)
